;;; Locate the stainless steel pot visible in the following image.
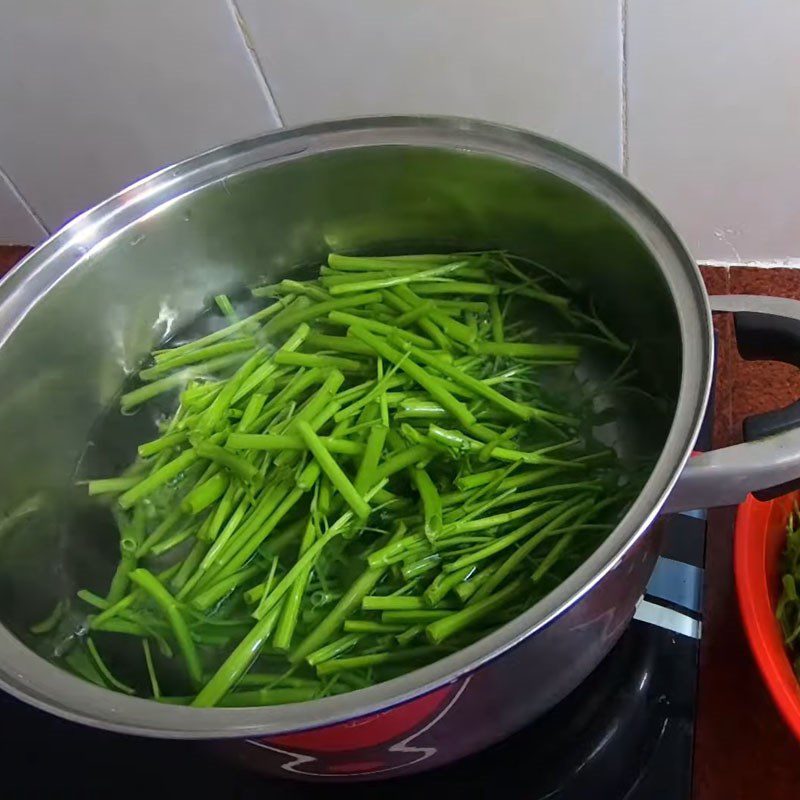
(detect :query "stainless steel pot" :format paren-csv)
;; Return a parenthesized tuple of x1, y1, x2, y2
(2, 117, 800, 779)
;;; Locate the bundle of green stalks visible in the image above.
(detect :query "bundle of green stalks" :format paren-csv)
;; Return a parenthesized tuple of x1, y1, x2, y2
(777, 504, 800, 678)
(33, 250, 645, 707)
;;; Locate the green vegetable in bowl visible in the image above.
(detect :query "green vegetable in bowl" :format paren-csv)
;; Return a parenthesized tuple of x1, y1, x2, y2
(777, 504, 800, 676)
(40, 250, 648, 707)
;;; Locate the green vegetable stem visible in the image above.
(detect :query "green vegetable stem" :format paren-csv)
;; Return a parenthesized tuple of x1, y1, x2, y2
(65, 249, 643, 708)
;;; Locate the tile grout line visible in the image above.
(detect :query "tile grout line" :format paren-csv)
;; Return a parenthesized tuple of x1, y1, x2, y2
(619, 0, 629, 175)
(701, 259, 800, 269)
(226, 0, 285, 128)
(0, 165, 50, 236)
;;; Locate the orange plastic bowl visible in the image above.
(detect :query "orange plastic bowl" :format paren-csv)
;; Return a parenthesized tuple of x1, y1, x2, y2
(735, 492, 800, 741)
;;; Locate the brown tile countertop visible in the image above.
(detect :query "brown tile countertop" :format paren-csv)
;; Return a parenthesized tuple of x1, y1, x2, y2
(0, 246, 31, 275)
(1, 248, 799, 796)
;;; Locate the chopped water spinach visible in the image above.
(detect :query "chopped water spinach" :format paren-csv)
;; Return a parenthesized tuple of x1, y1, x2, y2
(38, 251, 649, 707)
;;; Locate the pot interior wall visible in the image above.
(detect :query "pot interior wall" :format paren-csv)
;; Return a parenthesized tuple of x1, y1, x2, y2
(0, 145, 680, 662)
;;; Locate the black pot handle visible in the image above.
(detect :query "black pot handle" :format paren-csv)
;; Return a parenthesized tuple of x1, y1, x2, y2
(735, 304, 800, 499)
(665, 295, 800, 512)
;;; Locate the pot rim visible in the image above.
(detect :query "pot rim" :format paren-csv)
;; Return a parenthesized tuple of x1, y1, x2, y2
(0, 115, 712, 738)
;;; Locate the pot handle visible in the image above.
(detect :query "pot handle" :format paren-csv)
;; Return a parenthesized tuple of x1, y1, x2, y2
(665, 294, 800, 512)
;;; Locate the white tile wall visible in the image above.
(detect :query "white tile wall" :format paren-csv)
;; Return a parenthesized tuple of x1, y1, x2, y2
(0, 169, 46, 246)
(4, 1, 800, 264)
(236, 0, 623, 168)
(0, 1, 280, 233)
(627, 0, 800, 263)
